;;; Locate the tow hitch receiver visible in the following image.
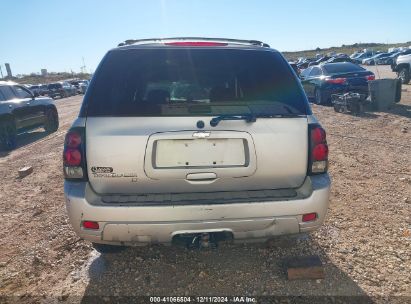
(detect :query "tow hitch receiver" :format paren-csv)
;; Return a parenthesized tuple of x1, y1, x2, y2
(172, 231, 233, 249)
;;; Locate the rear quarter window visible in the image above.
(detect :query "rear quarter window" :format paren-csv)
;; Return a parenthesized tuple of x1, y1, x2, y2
(82, 48, 310, 117)
(12, 86, 32, 99)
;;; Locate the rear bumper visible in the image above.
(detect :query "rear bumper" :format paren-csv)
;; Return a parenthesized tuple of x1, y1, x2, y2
(64, 174, 331, 245)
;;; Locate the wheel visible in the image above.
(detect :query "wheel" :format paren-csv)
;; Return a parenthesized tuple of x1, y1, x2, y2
(398, 67, 410, 85)
(314, 88, 324, 105)
(92, 243, 126, 254)
(333, 104, 341, 112)
(0, 119, 17, 151)
(44, 109, 59, 133)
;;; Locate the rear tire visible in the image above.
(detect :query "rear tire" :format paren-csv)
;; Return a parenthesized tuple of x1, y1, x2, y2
(333, 104, 341, 113)
(398, 67, 410, 85)
(44, 109, 59, 133)
(92, 243, 126, 254)
(395, 80, 402, 103)
(0, 119, 17, 151)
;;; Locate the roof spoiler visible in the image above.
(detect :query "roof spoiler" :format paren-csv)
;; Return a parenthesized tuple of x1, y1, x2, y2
(117, 37, 270, 48)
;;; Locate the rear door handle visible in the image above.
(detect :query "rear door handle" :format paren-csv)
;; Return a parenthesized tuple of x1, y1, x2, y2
(186, 172, 217, 181)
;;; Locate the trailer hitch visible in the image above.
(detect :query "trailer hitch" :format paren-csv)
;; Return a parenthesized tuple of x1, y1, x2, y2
(172, 231, 233, 250)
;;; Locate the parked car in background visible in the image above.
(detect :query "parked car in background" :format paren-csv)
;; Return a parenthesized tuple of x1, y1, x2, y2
(376, 52, 400, 65)
(351, 52, 374, 64)
(300, 62, 375, 105)
(0, 81, 59, 150)
(288, 62, 300, 75)
(350, 52, 362, 59)
(39, 84, 49, 96)
(297, 58, 315, 70)
(326, 57, 354, 64)
(334, 53, 349, 58)
(47, 82, 76, 99)
(393, 52, 411, 84)
(28, 85, 41, 96)
(308, 56, 330, 67)
(78, 80, 89, 94)
(64, 37, 331, 253)
(362, 53, 391, 65)
(69, 80, 90, 94)
(296, 57, 306, 64)
(69, 80, 81, 93)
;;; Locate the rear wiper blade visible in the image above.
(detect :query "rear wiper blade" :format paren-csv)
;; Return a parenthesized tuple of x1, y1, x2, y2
(210, 114, 256, 127)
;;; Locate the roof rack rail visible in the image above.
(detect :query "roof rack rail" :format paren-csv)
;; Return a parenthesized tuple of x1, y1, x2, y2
(117, 37, 270, 48)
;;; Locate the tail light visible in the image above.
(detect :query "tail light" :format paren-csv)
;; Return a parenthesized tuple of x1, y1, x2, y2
(308, 124, 328, 175)
(82, 221, 99, 230)
(326, 78, 347, 84)
(366, 75, 375, 81)
(63, 127, 87, 180)
(302, 213, 317, 222)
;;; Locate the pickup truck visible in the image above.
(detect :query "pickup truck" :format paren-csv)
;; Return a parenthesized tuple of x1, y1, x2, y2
(392, 51, 411, 84)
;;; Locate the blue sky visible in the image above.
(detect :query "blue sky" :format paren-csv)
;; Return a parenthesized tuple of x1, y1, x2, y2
(1, 0, 410, 75)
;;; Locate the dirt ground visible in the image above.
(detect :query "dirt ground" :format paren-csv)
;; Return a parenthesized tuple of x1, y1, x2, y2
(0, 65, 410, 303)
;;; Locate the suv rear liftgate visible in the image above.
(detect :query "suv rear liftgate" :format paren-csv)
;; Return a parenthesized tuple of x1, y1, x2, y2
(63, 38, 330, 249)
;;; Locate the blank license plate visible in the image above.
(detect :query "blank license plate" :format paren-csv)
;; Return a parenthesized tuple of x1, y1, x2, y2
(154, 138, 246, 168)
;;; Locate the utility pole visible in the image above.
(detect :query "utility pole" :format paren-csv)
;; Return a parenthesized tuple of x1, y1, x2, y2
(80, 57, 87, 74)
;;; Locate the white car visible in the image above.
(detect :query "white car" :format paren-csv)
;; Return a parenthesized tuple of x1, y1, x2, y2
(63, 38, 331, 253)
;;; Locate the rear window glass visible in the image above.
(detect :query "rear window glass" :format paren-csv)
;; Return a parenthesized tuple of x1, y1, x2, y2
(323, 63, 365, 74)
(83, 48, 308, 117)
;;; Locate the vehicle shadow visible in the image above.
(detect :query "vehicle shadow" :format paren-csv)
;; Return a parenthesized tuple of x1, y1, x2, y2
(315, 102, 410, 119)
(0, 129, 48, 158)
(382, 103, 411, 119)
(80, 235, 373, 303)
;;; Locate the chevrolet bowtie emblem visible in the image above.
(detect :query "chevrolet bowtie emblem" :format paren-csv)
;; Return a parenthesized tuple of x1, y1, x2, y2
(192, 131, 211, 138)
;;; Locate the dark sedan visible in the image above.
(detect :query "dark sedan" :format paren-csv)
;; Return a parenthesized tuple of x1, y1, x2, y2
(0, 81, 59, 150)
(300, 63, 375, 105)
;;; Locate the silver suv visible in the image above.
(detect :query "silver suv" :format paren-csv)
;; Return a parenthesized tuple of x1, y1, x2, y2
(64, 38, 331, 252)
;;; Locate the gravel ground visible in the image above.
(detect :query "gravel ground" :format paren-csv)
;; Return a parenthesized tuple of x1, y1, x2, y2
(0, 66, 410, 303)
